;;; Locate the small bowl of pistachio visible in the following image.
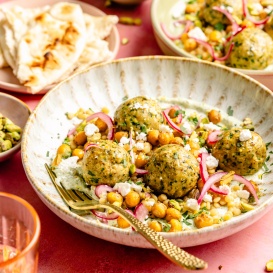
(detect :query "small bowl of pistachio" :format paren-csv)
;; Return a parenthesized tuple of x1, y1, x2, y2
(0, 92, 31, 162)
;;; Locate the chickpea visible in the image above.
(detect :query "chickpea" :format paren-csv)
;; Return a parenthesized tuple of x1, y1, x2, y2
(101, 107, 109, 114)
(168, 108, 178, 119)
(165, 208, 182, 222)
(151, 202, 167, 218)
(194, 212, 214, 228)
(147, 130, 159, 146)
(95, 118, 108, 132)
(117, 216, 131, 228)
(148, 220, 162, 232)
(57, 144, 71, 158)
(209, 30, 222, 42)
(158, 132, 173, 145)
(74, 131, 87, 146)
(114, 131, 128, 142)
(72, 148, 84, 159)
(158, 194, 168, 202)
(143, 142, 152, 154)
(107, 192, 123, 204)
(208, 109, 222, 124)
(223, 211, 233, 221)
(184, 38, 198, 52)
(241, 19, 255, 28)
(170, 136, 184, 145)
(169, 219, 182, 232)
(180, 33, 188, 43)
(125, 191, 140, 208)
(135, 153, 148, 168)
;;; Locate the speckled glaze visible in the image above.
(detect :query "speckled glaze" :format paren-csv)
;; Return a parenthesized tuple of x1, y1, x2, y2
(151, 0, 273, 91)
(0, 92, 31, 162)
(21, 56, 273, 248)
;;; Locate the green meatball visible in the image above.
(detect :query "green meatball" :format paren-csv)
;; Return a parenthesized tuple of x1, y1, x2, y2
(144, 144, 199, 198)
(226, 28, 273, 70)
(114, 96, 164, 133)
(82, 140, 131, 186)
(201, 0, 243, 25)
(212, 128, 266, 175)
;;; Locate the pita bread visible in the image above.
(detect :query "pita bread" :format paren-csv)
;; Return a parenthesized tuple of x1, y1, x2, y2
(0, 2, 118, 93)
(14, 2, 86, 93)
(69, 14, 118, 74)
(0, 6, 50, 69)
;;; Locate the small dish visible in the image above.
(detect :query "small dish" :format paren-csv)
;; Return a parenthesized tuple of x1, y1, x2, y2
(0, 92, 31, 162)
(0, 0, 120, 94)
(151, 0, 273, 91)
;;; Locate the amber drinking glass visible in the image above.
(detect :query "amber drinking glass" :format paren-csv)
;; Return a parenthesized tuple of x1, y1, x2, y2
(0, 192, 41, 273)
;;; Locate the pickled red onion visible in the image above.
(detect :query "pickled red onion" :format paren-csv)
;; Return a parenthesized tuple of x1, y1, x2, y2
(160, 22, 182, 40)
(162, 106, 183, 134)
(206, 130, 223, 145)
(86, 112, 114, 140)
(198, 171, 259, 204)
(199, 152, 228, 195)
(84, 143, 99, 152)
(91, 209, 119, 220)
(242, 0, 270, 26)
(95, 185, 114, 198)
(134, 202, 149, 222)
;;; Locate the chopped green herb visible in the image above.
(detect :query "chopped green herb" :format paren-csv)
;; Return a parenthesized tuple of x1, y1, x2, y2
(227, 106, 233, 116)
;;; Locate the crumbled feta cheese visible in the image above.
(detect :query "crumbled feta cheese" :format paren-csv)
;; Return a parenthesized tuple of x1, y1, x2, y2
(206, 154, 219, 169)
(202, 122, 220, 131)
(135, 142, 144, 151)
(132, 102, 149, 110)
(84, 123, 99, 137)
(70, 116, 82, 126)
(192, 137, 199, 143)
(159, 124, 173, 133)
(113, 182, 131, 196)
(130, 183, 143, 192)
(136, 132, 147, 141)
(113, 182, 142, 196)
(236, 190, 250, 200)
(181, 121, 192, 134)
(186, 198, 200, 211)
(219, 185, 231, 195)
(188, 27, 208, 41)
(239, 129, 252, 141)
(203, 193, 212, 202)
(234, 197, 241, 206)
(199, 147, 208, 154)
(184, 144, 191, 151)
(119, 136, 130, 145)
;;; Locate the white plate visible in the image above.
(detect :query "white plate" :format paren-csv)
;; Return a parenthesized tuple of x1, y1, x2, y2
(0, 0, 120, 94)
(151, 0, 273, 91)
(22, 56, 273, 248)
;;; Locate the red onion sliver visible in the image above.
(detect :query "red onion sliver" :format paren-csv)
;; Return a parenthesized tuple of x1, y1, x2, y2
(160, 22, 182, 40)
(95, 185, 114, 198)
(163, 106, 183, 134)
(173, 19, 194, 33)
(91, 209, 119, 220)
(206, 130, 223, 145)
(242, 0, 270, 26)
(199, 152, 228, 195)
(212, 6, 240, 33)
(135, 168, 148, 175)
(84, 143, 99, 152)
(134, 202, 149, 222)
(86, 112, 114, 140)
(198, 171, 259, 204)
(192, 38, 234, 61)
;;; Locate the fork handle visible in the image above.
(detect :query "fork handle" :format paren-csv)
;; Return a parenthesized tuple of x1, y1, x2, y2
(95, 203, 207, 270)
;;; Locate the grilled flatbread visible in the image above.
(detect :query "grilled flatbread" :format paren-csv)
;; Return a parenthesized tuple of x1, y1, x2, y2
(14, 2, 86, 93)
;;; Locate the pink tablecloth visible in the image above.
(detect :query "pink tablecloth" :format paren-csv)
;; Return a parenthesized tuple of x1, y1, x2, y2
(1, 1, 273, 272)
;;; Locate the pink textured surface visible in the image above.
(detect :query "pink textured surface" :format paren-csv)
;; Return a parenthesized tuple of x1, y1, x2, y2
(1, 0, 273, 272)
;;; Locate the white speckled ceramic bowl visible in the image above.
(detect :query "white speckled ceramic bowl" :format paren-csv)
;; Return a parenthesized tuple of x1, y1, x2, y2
(21, 56, 273, 248)
(151, 0, 273, 91)
(0, 92, 31, 162)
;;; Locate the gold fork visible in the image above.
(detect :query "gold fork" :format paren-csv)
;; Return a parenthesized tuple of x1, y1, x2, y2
(45, 163, 207, 270)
